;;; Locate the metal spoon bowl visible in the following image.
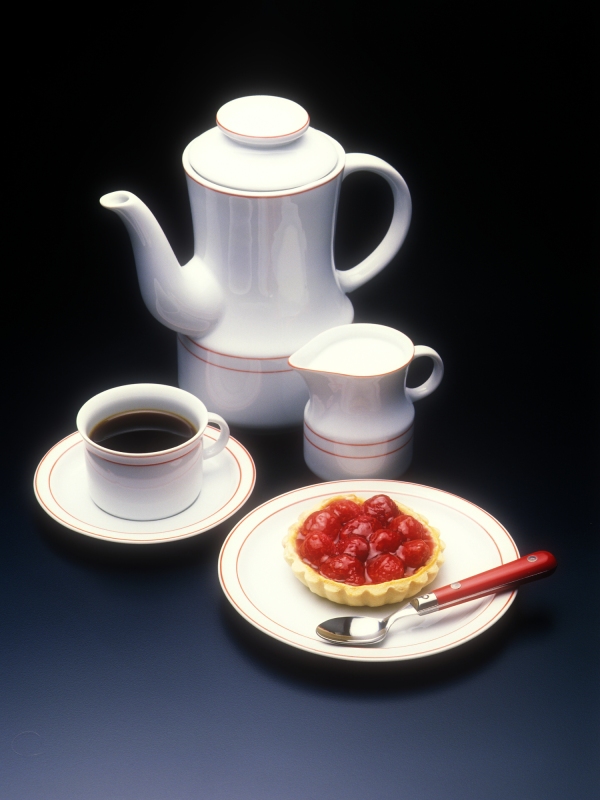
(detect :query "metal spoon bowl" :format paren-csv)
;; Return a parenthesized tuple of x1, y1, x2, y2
(316, 610, 402, 645)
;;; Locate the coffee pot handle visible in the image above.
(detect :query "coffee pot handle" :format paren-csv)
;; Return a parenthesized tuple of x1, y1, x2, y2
(405, 346, 444, 403)
(336, 153, 412, 293)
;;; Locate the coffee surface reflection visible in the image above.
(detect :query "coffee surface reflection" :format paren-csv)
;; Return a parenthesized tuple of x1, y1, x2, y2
(89, 410, 198, 453)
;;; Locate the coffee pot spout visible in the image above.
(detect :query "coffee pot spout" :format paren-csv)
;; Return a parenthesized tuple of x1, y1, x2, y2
(100, 191, 224, 337)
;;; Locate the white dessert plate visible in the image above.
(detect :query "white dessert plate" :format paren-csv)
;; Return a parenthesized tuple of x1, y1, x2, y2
(219, 479, 520, 662)
(34, 430, 256, 544)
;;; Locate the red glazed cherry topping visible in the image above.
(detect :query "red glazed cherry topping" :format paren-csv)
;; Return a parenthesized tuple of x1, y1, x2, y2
(327, 499, 361, 523)
(300, 531, 335, 567)
(389, 514, 427, 541)
(337, 534, 369, 562)
(294, 495, 435, 587)
(320, 555, 366, 585)
(369, 527, 402, 554)
(339, 515, 378, 540)
(363, 494, 399, 526)
(366, 553, 406, 583)
(302, 510, 341, 540)
(402, 540, 432, 568)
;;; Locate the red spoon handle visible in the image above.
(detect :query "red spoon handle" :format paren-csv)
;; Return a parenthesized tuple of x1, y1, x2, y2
(433, 551, 557, 609)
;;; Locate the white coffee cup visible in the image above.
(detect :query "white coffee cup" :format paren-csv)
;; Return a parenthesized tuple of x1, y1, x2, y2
(76, 383, 230, 520)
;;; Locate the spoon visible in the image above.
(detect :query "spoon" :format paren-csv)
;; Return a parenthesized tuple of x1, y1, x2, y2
(316, 550, 557, 645)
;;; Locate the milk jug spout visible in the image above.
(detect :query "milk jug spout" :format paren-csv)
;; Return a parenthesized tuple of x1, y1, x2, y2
(100, 191, 224, 337)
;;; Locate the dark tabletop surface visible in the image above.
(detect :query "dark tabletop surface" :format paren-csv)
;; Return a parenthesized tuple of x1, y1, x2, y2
(3, 5, 597, 799)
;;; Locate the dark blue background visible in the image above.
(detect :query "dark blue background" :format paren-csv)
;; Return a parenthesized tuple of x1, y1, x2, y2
(3, 4, 597, 798)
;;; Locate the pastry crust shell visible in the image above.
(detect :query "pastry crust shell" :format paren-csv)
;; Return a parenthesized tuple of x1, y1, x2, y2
(283, 494, 445, 607)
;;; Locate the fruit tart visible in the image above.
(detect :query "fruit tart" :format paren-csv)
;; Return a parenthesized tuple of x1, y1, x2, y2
(283, 493, 444, 607)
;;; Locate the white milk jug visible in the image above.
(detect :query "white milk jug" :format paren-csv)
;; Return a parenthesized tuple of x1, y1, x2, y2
(289, 324, 443, 479)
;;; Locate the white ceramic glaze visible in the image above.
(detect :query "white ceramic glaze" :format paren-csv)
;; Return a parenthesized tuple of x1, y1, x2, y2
(34, 430, 256, 544)
(177, 336, 308, 429)
(192, 96, 337, 191)
(219, 480, 519, 662)
(76, 384, 229, 520)
(216, 95, 310, 146)
(100, 96, 412, 428)
(289, 324, 443, 480)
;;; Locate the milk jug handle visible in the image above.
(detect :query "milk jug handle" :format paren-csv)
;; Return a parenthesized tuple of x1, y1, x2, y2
(336, 153, 412, 293)
(405, 346, 444, 403)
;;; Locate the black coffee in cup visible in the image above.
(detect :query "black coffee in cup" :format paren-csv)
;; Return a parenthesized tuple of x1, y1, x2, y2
(89, 410, 198, 453)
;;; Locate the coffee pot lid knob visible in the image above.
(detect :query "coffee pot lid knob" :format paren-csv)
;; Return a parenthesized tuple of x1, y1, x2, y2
(216, 95, 310, 145)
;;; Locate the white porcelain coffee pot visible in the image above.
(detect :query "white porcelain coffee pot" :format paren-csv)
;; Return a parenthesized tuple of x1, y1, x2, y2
(100, 96, 412, 428)
(289, 324, 444, 480)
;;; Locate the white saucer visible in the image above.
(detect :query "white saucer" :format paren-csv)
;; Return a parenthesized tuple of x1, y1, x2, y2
(34, 429, 256, 544)
(219, 479, 520, 662)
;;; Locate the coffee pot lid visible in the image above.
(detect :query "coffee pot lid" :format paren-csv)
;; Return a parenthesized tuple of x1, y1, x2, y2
(186, 96, 340, 192)
(216, 95, 310, 144)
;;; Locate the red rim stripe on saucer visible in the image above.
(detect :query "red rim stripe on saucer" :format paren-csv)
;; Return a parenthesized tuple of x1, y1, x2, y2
(218, 482, 517, 660)
(34, 431, 256, 543)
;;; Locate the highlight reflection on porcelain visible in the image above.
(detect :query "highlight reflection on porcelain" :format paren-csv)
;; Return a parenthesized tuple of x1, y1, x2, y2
(100, 96, 412, 428)
(76, 384, 229, 521)
(289, 324, 443, 480)
(34, 429, 256, 544)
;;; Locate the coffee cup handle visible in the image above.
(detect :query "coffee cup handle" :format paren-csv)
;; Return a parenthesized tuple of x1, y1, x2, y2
(335, 153, 412, 293)
(203, 413, 230, 459)
(405, 346, 444, 403)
